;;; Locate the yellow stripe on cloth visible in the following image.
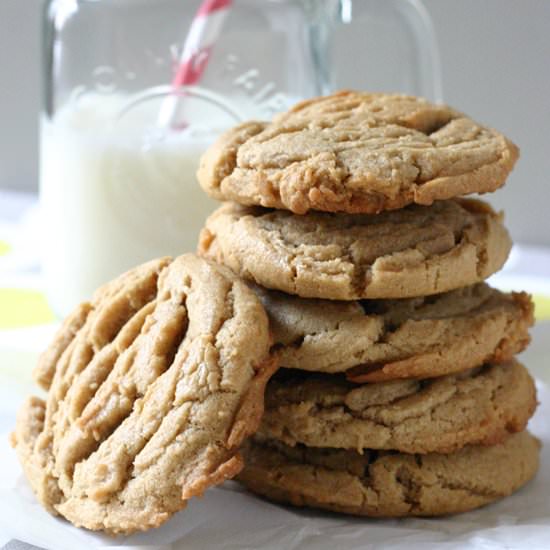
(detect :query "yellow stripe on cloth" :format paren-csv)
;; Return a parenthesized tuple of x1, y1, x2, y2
(0, 240, 11, 256)
(0, 288, 55, 329)
(533, 294, 550, 322)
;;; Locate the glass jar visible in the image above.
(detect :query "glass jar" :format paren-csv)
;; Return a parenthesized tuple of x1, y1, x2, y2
(41, 0, 441, 316)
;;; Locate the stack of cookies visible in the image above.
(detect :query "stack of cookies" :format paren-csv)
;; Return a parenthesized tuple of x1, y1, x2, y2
(11, 91, 540, 535)
(197, 91, 540, 517)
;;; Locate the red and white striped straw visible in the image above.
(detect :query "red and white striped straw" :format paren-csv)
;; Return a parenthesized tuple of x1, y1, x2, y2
(157, 0, 233, 128)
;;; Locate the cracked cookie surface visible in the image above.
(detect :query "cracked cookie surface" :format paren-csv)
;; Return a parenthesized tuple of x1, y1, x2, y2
(197, 91, 518, 214)
(259, 360, 536, 454)
(11, 254, 276, 535)
(256, 283, 533, 381)
(198, 198, 511, 300)
(238, 431, 540, 517)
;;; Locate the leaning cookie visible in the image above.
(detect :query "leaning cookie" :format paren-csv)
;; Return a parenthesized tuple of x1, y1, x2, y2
(255, 283, 533, 382)
(259, 360, 536, 454)
(198, 90, 518, 215)
(198, 198, 511, 300)
(238, 431, 540, 518)
(11, 254, 277, 535)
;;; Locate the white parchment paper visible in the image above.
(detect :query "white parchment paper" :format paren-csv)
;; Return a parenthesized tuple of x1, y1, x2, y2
(1, 381, 548, 550)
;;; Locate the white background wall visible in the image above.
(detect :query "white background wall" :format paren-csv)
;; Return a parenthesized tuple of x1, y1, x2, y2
(0, 0, 549, 244)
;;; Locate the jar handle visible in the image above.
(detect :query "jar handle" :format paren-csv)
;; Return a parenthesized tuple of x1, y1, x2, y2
(343, 0, 443, 101)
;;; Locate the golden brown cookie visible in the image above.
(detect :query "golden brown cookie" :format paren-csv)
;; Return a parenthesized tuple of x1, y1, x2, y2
(238, 431, 540, 517)
(199, 199, 511, 300)
(259, 361, 536, 454)
(198, 91, 518, 214)
(255, 283, 533, 382)
(12, 254, 277, 535)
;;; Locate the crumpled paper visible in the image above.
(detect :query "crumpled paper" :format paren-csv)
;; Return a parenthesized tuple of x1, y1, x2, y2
(1, 381, 548, 550)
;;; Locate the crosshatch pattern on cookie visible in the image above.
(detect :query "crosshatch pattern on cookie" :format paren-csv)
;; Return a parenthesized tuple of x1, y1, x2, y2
(12, 254, 276, 535)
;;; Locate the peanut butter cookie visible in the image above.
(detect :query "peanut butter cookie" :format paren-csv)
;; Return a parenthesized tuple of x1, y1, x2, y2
(259, 361, 536, 454)
(255, 283, 533, 382)
(12, 254, 276, 535)
(238, 431, 540, 517)
(198, 91, 518, 214)
(199, 199, 511, 300)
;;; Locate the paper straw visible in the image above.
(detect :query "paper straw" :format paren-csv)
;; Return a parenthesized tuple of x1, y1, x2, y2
(157, 0, 233, 128)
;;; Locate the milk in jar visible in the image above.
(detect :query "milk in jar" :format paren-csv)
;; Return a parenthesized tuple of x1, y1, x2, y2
(40, 0, 441, 317)
(40, 91, 239, 316)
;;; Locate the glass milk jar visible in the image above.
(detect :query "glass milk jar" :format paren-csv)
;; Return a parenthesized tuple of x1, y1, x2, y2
(41, 0, 441, 316)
